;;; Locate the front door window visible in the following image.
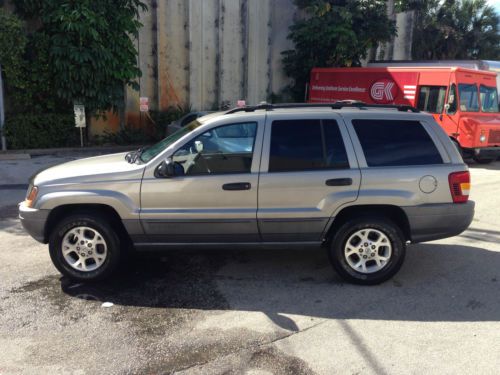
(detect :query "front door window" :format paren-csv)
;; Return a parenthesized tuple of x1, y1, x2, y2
(172, 122, 257, 175)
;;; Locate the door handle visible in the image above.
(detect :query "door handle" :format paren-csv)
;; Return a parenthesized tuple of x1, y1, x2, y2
(325, 178, 353, 186)
(222, 182, 251, 191)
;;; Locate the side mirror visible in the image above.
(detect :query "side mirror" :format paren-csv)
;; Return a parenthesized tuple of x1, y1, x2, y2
(155, 158, 175, 178)
(444, 103, 450, 113)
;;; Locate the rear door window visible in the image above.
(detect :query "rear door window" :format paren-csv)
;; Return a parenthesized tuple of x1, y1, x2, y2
(269, 119, 349, 172)
(352, 120, 443, 167)
(417, 86, 447, 113)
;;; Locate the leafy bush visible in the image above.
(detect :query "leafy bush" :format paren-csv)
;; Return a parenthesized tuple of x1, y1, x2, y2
(0, 9, 27, 91)
(149, 105, 191, 140)
(96, 126, 155, 146)
(4, 113, 79, 149)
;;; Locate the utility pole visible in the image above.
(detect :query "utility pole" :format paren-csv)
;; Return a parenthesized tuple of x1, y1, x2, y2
(0, 64, 6, 151)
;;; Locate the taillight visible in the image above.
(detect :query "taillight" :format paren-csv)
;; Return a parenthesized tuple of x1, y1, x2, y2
(448, 171, 470, 203)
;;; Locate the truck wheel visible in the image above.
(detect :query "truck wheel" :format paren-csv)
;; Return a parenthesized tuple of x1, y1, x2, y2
(328, 217, 406, 285)
(473, 156, 494, 164)
(49, 214, 121, 282)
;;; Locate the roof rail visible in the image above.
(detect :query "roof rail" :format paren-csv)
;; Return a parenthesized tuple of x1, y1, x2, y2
(225, 101, 420, 114)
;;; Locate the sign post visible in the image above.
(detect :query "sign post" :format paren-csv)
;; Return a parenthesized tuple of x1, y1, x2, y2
(0, 65, 6, 151)
(74, 104, 86, 147)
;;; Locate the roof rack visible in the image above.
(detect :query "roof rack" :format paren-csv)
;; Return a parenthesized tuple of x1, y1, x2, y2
(225, 101, 420, 114)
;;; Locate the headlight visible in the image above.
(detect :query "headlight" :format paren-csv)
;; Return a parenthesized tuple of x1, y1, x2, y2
(479, 132, 486, 143)
(25, 186, 38, 208)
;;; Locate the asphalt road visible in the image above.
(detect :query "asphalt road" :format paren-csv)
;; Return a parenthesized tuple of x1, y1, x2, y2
(0, 155, 499, 375)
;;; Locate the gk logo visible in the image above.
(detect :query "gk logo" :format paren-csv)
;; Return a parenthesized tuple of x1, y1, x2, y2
(370, 80, 397, 102)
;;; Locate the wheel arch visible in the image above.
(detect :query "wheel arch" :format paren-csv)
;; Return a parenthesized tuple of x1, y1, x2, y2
(44, 203, 131, 244)
(324, 204, 411, 244)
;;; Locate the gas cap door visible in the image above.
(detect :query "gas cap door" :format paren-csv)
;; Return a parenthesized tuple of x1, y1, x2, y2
(419, 175, 438, 194)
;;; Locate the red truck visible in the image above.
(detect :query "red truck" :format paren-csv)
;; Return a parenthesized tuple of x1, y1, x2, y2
(309, 67, 500, 163)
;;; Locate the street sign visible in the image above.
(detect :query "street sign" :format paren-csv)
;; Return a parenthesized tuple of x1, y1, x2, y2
(140, 97, 149, 112)
(74, 105, 86, 128)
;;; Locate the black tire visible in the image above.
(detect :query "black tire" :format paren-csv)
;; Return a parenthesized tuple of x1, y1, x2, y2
(49, 214, 122, 282)
(473, 156, 494, 164)
(328, 216, 406, 285)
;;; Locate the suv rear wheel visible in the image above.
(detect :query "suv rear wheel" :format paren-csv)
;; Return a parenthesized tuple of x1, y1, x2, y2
(328, 217, 406, 285)
(49, 214, 122, 282)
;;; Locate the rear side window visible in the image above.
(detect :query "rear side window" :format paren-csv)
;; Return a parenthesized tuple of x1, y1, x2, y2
(352, 120, 443, 167)
(417, 86, 447, 113)
(269, 119, 349, 172)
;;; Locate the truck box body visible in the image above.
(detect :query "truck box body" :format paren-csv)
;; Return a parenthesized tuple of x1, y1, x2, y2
(309, 67, 500, 158)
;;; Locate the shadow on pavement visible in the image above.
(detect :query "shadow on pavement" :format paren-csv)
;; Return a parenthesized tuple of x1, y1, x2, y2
(468, 159, 500, 170)
(60, 243, 500, 327)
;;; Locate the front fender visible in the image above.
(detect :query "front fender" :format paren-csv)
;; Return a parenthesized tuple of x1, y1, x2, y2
(36, 190, 140, 220)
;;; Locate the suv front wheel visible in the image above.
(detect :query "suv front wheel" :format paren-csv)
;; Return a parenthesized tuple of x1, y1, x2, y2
(49, 214, 122, 282)
(328, 217, 406, 285)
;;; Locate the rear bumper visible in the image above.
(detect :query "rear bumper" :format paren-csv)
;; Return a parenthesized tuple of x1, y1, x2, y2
(402, 201, 475, 243)
(18, 202, 50, 243)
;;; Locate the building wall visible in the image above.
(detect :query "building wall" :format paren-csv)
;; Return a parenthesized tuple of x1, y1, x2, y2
(118, 0, 413, 132)
(127, 0, 298, 118)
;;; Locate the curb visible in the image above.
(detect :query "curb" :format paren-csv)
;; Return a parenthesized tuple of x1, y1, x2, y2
(0, 145, 134, 157)
(0, 154, 31, 160)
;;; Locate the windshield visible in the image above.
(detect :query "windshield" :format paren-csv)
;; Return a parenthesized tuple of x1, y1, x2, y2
(458, 84, 479, 112)
(480, 85, 499, 113)
(140, 120, 203, 163)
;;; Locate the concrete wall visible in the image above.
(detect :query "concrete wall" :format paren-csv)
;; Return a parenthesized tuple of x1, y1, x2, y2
(126, 0, 297, 122)
(122, 0, 413, 129)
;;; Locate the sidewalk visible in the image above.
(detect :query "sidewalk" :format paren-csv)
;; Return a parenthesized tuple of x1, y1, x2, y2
(0, 146, 130, 186)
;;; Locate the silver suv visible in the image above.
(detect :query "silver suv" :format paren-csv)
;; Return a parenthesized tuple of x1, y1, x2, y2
(19, 103, 474, 285)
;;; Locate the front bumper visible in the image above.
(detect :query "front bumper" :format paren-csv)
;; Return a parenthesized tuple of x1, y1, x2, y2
(18, 202, 50, 243)
(402, 201, 475, 243)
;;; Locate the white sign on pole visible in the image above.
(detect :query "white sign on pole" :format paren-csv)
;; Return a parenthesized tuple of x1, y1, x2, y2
(74, 105, 86, 128)
(140, 97, 149, 112)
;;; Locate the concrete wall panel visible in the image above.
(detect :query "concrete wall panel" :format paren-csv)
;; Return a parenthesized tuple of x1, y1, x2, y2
(218, 0, 244, 107)
(246, 0, 272, 105)
(189, 0, 219, 110)
(270, 0, 297, 97)
(157, 0, 189, 110)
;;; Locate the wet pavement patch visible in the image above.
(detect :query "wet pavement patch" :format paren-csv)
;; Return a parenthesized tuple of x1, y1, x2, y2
(10, 275, 75, 313)
(59, 251, 230, 311)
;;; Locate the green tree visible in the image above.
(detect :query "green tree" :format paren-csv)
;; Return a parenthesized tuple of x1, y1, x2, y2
(282, 0, 397, 101)
(0, 9, 27, 96)
(403, 0, 500, 59)
(13, 0, 146, 117)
